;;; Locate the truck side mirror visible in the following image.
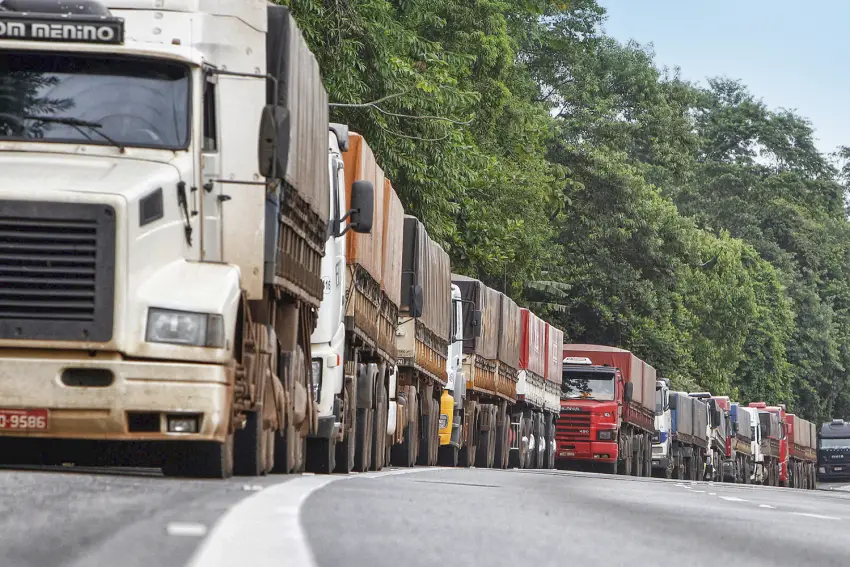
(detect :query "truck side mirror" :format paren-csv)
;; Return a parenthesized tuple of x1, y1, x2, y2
(409, 284, 424, 318)
(348, 180, 374, 234)
(668, 394, 677, 411)
(624, 382, 633, 402)
(258, 104, 290, 178)
(471, 310, 482, 338)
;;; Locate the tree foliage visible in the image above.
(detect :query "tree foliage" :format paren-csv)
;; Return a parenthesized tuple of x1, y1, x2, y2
(281, 0, 849, 422)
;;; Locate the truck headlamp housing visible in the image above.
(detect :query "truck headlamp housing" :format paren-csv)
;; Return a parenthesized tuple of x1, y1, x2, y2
(311, 359, 323, 403)
(146, 308, 224, 348)
(597, 430, 615, 441)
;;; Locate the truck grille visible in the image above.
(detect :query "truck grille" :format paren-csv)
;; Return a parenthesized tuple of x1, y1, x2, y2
(556, 410, 592, 441)
(0, 200, 115, 342)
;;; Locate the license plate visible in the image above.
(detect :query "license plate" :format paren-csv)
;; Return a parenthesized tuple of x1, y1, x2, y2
(0, 408, 49, 431)
(835, 466, 843, 472)
(561, 450, 575, 457)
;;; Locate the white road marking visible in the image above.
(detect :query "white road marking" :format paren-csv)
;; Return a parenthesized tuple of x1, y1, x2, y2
(708, 492, 716, 495)
(692, 490, 705, 493)
(790, 512, 841, 520)
(166, 522, 208, 537)
(719, 496, 748, 502)
(759, 504, 775, 509)
(186, 467, 448, 567)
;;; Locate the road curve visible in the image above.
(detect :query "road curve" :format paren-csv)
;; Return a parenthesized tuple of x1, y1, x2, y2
(2, 466, 850, 566)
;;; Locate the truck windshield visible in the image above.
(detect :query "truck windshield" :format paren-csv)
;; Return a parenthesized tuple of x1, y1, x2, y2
(562, 372, 615, 401)
(655, 388, 663, 413)
(820, 438, 850, 449)
(0, 52, 190, 150)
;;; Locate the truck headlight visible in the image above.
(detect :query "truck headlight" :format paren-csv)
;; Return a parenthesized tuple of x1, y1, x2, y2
(146, 308, 224, 348)
(311, 359, 322, 403)
(597, 430, 615, 441)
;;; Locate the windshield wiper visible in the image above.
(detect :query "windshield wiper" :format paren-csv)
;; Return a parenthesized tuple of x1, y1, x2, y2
(22, 115, 125, 152)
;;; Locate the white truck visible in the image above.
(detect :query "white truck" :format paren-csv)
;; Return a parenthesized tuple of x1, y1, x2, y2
(309, 128, 396, 474)
(650, 378, 672, 477)
(0, 0, 371, 478)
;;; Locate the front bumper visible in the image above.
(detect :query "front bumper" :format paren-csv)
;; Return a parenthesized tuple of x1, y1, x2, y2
(555, 440, 618, 462)
(651, 456, 669, 469)
(818, 464, 850, 480)
(0, 352, 231, 442)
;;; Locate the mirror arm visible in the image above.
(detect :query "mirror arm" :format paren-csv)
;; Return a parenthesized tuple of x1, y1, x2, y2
(336, 208, 358, 237)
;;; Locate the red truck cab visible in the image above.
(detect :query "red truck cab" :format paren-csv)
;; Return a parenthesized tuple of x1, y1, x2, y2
(557, 357, 623, 465)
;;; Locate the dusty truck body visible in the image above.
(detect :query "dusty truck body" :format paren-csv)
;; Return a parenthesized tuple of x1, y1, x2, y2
(730, 403, 756, 484)
(818, 419, 850, 481)
(0, 0, 336, 478)
(750, 403, 789, 486)
(309, 130, 395, 473)
(542, 323, 564, 468)
(753, 405, 782, 486)
(510, 309, 550, 468)
(557, 345, 656, 476)
(391, 217, 451, 467)
(786, 414, 817, 489)
(658, 392, 710, 480)
(688, 393, 727, 481)
(446, 275, 520, 469)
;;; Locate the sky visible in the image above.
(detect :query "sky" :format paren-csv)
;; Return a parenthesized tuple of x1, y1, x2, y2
(597, 0, 850, 156)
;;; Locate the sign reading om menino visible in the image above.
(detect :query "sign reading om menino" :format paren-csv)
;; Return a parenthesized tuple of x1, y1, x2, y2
(0, 13, 125, 45)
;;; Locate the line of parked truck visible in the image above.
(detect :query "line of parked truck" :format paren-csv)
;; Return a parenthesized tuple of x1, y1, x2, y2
(0, 0, 822, 491)
(550, 346, 817, 488)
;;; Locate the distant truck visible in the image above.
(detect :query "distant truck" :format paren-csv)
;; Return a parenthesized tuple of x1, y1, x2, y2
(688, 393, 725, 481)
(786, 413, 817, 489)
(818, 419, 850, 481)
(730, 403, 757, 484)
(753, 404, 782, 486)
(447, 275, 520, 470)
(654, 391, 710, 479)
(557, 345, 656, 476)
(750, 403, 790, 486)
(650, 379, 672, 478)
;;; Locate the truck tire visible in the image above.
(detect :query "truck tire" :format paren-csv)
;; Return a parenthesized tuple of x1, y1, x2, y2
(493, 418, 509, 469)
(335, 411, 357, 474)
(164, 435, 235, 479)
(234, 410, 266, 476)
(370, 381, 388, 471)
(306, 437, 336, 473)
(438, 445, 459, 467)
(391, 396, 418, 468)
(354, 407, 374, 472)
(417, 397, 433, 466)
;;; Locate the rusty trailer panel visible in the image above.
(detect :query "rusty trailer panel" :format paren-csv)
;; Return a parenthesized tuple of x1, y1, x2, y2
(382, 179, 404, 308)
(545, 324, 564, 386)
(342, 133, 385, 284)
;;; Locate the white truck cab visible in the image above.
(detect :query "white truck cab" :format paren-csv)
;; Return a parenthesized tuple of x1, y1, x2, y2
(651, 378, 671, 476)
(438, 284, 465, 456)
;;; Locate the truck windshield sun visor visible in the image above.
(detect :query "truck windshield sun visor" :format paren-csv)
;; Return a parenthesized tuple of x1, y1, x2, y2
(562, 370, 616, 401)
(0, 51, 191, 150)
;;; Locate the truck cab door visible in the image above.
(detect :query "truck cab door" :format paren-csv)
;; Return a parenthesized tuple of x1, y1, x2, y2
(200, 72, 222, 262)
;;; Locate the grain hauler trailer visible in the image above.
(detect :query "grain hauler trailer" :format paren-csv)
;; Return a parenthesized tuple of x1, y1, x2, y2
(542, 323, 564, 469)
(660, 392, 709, 480)
(449, 275, 521, 469)
(0, 1, 332, 478)
(818, 419, 850, 481)
(510, 309, 551, 469)
(786, 414, 816, 489)
(730, 403, 756, 484)
(309, 129, 397, 474)
(754, 406, 782, 486)
(557, 345, 656, 476)
(392, 217, 451, 467)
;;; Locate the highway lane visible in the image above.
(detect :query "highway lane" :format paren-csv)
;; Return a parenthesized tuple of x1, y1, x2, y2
(3, 466, 850, 566)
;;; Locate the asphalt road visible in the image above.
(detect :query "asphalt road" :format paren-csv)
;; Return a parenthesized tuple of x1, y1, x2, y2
(2, 466, 850, 567)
